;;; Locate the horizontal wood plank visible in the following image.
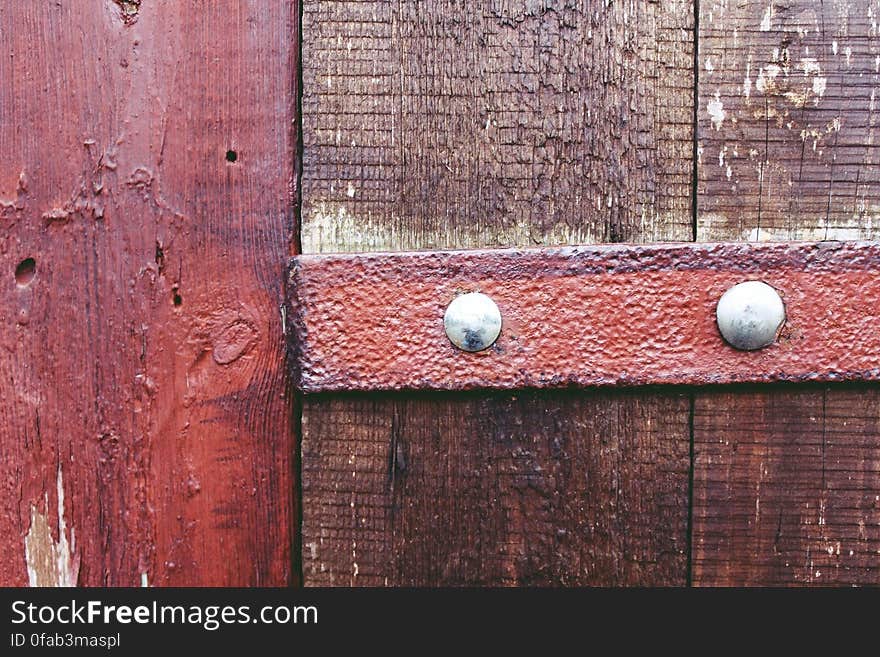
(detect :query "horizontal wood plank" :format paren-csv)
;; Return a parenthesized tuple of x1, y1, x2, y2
(289, 241, 880, 392)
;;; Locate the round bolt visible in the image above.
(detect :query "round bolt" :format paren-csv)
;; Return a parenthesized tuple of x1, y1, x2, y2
(716, 281, 785, 351)
(443, 292, 502, 352)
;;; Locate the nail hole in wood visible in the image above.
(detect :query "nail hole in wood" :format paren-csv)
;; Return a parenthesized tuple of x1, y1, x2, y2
(15, 258, 36, 286)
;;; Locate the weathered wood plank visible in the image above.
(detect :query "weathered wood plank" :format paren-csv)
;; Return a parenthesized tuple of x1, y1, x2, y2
(695, 0, 880, 586)
(692, 386, 880, 586)
(698, 0, 880, 241)
(301, 0, 695, 252)
(0, 1, 297, 585)
(303, 392, 690, 586)
(300, 0, 695, 586)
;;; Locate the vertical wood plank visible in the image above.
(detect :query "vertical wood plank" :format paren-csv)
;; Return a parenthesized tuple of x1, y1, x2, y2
(698, 0, 880, 240)
(695, 0, 880, 585)
(303, 392, 690, 586)
(692, 387, 880, 586)
(0, 1, 297, 585)
(300, 1, 695, 586)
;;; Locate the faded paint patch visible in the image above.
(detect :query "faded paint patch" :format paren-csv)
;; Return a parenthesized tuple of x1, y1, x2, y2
(760, 4, 773, 31)
(790, 58, 828, 107)
(303, 204, 403, 253)
(25, 467, 79, 587)
(112, 0, 140, 25)
(303, 201, 671, 253)
(755, 64, 781, 94)
(800, 117, 843, 151)
(800, 58, 822, 76)
(743, 62, 752, 98)
(700, 211, 877, 241)
(745, 223, 866, 243)
(707, 92, 726, 130)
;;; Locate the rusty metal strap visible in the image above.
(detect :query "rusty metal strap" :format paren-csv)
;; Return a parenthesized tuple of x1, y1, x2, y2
(286, 241, 880, 392)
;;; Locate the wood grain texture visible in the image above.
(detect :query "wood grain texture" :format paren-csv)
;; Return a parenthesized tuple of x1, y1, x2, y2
(692, 386, 880, 586)
(301, 0, 694, 252)
(695, 0, 880, 586)
(302, 392, 690, 586)
(698, 0, 880, 241)
(300, 1, 695, 586)
(0, 1, 297, 585)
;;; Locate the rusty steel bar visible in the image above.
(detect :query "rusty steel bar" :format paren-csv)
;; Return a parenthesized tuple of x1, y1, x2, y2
(286, 241, 880, 392)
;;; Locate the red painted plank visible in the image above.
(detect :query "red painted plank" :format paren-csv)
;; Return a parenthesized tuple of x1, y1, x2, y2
(0, 1, 297, 586)
(288, 241, 880, 392)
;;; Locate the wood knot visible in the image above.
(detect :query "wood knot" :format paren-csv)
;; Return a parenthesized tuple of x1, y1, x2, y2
(212, 319, 259, 365)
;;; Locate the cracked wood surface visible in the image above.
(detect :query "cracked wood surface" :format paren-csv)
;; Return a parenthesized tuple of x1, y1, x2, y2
(300, 0, 694, 586)
(694, 0, 880, 585)
(301, 0, 694, 251)
(0, 1, 297, 585)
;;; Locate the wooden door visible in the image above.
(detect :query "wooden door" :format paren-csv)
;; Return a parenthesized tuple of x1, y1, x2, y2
(2, 1, 879, 587)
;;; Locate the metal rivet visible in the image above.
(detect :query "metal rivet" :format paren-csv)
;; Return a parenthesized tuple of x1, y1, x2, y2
(716, 281, 785, 350)
(444, 292, 502, 352)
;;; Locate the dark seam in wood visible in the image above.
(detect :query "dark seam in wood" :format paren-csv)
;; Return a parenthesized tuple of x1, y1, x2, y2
(686, 390, 696, 587)
(688, 0, 699, 586)
(292, 388, 304, 588)
(691, 0, 700, 243)
(292, 0, 305, 587)
(293, 0, 305, 258)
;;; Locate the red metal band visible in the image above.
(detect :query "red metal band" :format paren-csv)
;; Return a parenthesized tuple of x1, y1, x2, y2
(287, 241, 880, 392)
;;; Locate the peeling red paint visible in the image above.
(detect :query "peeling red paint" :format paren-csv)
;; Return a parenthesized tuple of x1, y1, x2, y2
(287, 241, 880, 392)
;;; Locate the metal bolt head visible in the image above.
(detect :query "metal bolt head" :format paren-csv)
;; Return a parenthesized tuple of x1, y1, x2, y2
(444, 292, 502, 352)
(716, 281, 785, 350)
